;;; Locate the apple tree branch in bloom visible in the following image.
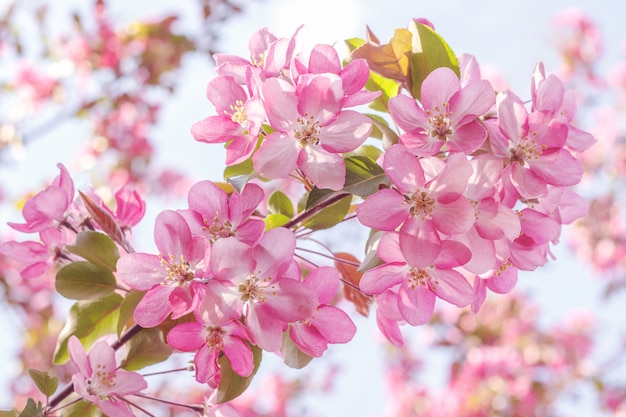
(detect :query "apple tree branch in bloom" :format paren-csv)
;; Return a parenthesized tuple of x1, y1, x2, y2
(0, 14, 597, 417)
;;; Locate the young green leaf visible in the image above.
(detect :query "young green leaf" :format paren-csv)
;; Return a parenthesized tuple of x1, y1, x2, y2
(120, 328, 172, 371)
(53, 293, 123, 364)
(27, 369, 58, 398)
(117, 290, 145, 337)
(264, 213, 291, 230)
(342, 156, 389, 198)
(408, 20, 460, 101)
(268, 190, 294, 218)
(302, 194, 352, 231)
(216, 344, 262, 403)
(55, 261, 117, 300)
(66, 231, 120, 272)
(17, 399, 43, 417)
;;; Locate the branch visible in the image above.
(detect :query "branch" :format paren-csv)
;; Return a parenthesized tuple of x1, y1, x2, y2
(283, 192, 350, 230)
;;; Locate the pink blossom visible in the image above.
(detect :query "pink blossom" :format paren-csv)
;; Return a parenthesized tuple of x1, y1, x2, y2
(167, 301, 254, 383)
(289, 266, 356, 357)
(210, 229, 317, 352)
(389, 66, 494, 156)
(357, 144, 474, 267)
(360, 232, 474, 326)
(253, 73, 372, 190)
(116, 210, 208, 327)
(68, 336, 147, 417)
(8, 163, 75, 233)
(0, 227, 72, 279)
(291, 43, 380, 107)
(179, 180, 265, 246)
(214, 26, 303, 84)
(191, 74, 266, 165)
(487, 90, 584, 199)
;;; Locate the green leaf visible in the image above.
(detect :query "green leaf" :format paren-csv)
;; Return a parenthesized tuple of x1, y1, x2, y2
(17, 399, 43, 417)
(27, 369, 58, 397)
(408, 20, 460, 101)
(216, 343, 262, 403)
(366, 71, 400, 112)
(302, 194, 352, 231)
(342, 156, 388, 198)
(53, 293, 123, 364)
(66, 231, 120, 272)
(224, 157, 254, 181)
(120, 328, 172, 371)
(281, 331, 314, 369)
(344, 37, 366, 52)
(264, 213, 291, 230)
(0, 410, 17, 417)
(117, 290, 145, 337)
(267, 190, 294, 218)
(358, 230, 385, 273)
(365, 114, 399, 148)
(55, 261, 117, 300)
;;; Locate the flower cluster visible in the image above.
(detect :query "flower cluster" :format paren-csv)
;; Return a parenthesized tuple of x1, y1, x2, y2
(356, 55, 591, 345)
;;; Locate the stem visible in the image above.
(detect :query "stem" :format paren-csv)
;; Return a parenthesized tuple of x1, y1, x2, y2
(134, 393, 205, 412)
(46, 324, 145, 410)
(295, 246, 361, 267)
(283, 192, 350, 230)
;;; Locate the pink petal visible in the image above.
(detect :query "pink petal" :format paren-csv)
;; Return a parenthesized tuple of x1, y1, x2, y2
(252, 132, 299, 179)
(356, 189, 408, 231)
(116, 253, 164, 290)
(223, 336, 254, 377)
(68, 336, 91, 376)
(360, 263, 408, 295)
(290, 323, 327, 357)
(311, 305, 356, 344)
(308, 44, 342, 74)
(420, 67, 460, 111)
(397, 283, 436, 326)
(206, 76, 247, 113)
(298, 146, 345, 191)
(191, 115, 245, 144)
(383, 144, 426, 193)
(432, 268, 474, 307)
(154, 210, 192, 259)
(399, 217, 441, 268)
(320, 110, 372, 153)
(134, 286, 174, 328)
(166, 322, 206, 351)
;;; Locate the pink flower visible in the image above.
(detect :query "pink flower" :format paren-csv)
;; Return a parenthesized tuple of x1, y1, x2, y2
(357, 144, 474, 267)
(68, 336, 147, 417)
(389, 66, 494, 156)
(8, 163, 75, 233)
(253, 73, 372, 190)
(487, 90, 584, 199)
(214, 26, 303, 84)
(0, 227, 71, 279)
(191, 74, 266, 165)
(291, 43, 380, 107)
(167, 303, 254, 383)
(360, 232, 474, 326)
(116, 210, 208, 327)
(289, 266, 356, 357)
(179, 180, 265, 246)
(210, 229, 317, 352)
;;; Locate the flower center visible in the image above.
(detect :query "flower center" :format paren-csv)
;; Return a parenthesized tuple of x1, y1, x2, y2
(85, 363, 117, 397)
(205, 326, 226, 350)
(203, 214, 236, 242)
(408, 267, 437, 290)
(225, 100, 248, 127)
(159, 254, 194, 286)
(426, 103, 453, 140)
(405, 190, 436, 218)
(251, 52, 266, 68)
(294, 114, 321, 146)
(510, 131, 546, 164)
(238, 273, 274, 303)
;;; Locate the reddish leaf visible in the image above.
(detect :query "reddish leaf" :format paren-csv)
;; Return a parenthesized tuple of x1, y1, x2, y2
(335, 252, 371, 317)
(79, 191, 132, 253)
(352, 28, 412, 84)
